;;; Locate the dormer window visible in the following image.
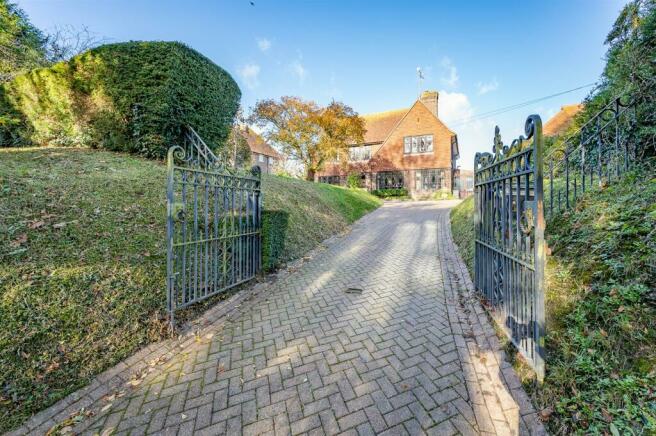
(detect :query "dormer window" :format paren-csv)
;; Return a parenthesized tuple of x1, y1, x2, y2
(404, 135, 433, 154)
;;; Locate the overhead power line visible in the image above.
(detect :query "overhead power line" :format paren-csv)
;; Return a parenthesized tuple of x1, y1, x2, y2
(449, 82, 597, 127)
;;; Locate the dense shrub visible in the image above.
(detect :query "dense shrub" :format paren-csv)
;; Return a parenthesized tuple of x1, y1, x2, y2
(346, 172, 362, 188)
(261, 209, 290, 271)
(371, 188, 408, 198)
(0, 41, 240, 158)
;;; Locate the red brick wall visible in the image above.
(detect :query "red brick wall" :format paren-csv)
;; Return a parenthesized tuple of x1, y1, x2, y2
(369, 101, 453, 172)
(316, 101, 457, 193)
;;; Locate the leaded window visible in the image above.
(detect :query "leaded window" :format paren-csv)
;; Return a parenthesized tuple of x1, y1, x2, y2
(415, 169, 445, 191)
(319, 175, 341, 185)
(376, 171, 404, 189)
(404, 135, 433, 154)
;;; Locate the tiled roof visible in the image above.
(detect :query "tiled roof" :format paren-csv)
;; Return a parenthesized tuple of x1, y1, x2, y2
(239, 127, 281, 158)
(543, 104, 583, 137)
(361, 108, 408, 144)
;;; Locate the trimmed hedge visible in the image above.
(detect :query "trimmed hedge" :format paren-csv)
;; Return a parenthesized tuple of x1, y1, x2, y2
(372, 188, 408, 198)
(0, 41, 240, 158)
(261, 209, 290, 271)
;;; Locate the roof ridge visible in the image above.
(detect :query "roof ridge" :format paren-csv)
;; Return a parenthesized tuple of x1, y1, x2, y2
(361, 107, 409, 118)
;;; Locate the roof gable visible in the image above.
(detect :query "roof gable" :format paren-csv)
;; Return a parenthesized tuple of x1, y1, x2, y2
(361, 108, 408, 144)
(543, 104, 583, 137)
(371, 100, 456, 155)
(240, 127, 280, 158)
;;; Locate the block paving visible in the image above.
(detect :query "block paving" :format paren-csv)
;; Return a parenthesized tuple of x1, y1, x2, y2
(12, 201, 544, 435)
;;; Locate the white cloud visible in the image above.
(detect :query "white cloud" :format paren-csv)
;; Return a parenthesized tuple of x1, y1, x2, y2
(477, 78, 499, 95)
(437, 90, 473, 125)
(289, 59, 307, 84)
(238, 63, 260, 89)
(438, 90, 495, 170)
(440, 57, 459, 88)
(257, 38, 271, 52)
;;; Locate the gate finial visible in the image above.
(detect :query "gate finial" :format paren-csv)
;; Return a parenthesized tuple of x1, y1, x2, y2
(493, 126, 503, 161)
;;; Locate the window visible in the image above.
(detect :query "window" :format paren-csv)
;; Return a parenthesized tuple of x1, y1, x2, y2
(348, 145, 371, 161)
(404, 135, 433, 154)
(258, 154, 265, 163)
(268, 157, 274, 165)
(376, 171, 404, 189)
(415, 169, 445, 191)
(319, 175, 341, 185)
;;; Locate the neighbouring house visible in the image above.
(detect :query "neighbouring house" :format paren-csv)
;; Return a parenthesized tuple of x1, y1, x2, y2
(543, 104, 583, 137)
(454, 168, 474, 198)
(240, 127, 281, 174)
(315, 90, 459, 199)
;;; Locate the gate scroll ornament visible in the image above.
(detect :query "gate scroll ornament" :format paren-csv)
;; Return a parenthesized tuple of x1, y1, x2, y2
(166, 127, 262, 327)
(474, 115, 546, 381)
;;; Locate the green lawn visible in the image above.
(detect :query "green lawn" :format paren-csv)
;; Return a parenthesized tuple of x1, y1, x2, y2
(0, 147, 381, 432)
(449, 171, 656, 434)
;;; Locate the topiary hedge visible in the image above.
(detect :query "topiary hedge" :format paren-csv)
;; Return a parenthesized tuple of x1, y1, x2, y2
(0, 41, 240, 158)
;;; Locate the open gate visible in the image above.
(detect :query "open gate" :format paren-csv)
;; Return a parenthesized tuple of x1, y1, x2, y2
(473, 115, 546, 381)
(166, 127, 262, 326)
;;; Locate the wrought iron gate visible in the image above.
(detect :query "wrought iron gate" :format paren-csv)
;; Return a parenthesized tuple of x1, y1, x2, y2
(166, 127, 262, 326)
(474, 115, 546, 381)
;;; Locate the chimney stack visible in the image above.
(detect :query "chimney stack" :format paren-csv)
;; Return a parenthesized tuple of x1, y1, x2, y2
(420, 90, 439, 118)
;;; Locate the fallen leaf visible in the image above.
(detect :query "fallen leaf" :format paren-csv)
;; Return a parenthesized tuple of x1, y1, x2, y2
(29, 220, 45, 229)
(100, 427, 115, 436)
(10, 233, 27, 248)
(539, 407, 553, 421)
(53, 220, 78, 229)
(101, 403, 113, 412)
(45, 361, 60, 373)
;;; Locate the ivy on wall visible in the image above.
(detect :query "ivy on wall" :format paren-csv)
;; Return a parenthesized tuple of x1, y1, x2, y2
(0, 41, 241, 158)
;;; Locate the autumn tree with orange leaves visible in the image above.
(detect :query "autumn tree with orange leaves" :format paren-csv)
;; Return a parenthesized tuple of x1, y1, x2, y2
(250, 96, 365, 181)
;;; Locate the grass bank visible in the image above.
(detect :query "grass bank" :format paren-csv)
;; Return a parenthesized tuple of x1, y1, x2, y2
(0, 147, 381, 432)
(449, 171, 656, 434)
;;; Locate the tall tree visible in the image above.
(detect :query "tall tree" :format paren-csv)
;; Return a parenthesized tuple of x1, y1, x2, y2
(585, 0, 656, 157)
(0, 1, 103, 82)
(251, 97, 365, 181)
(0, 0, 47, 81)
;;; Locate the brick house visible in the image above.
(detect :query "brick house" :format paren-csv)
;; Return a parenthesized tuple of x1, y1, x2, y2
(453, 168, 474, 198)
(240, 127, 280, 174)
(543, 104, 583, 137)
(316, 90, 459, 198)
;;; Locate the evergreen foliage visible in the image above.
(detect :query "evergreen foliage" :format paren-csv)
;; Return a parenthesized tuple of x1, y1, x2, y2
(0, 41, 241, 158)
(0, 0, 47, 82)
(577, 0, 656, 159)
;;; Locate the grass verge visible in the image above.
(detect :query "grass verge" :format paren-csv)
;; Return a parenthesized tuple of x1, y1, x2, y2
(0, 147, 381, 432)
(449, 171, 656, 434)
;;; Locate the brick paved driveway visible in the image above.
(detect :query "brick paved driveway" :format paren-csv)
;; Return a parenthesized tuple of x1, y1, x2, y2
(26, 201, 543, 436)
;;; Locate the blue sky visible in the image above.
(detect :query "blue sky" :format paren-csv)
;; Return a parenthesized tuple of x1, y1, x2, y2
(19, 0, 625, 169)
